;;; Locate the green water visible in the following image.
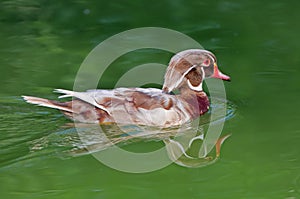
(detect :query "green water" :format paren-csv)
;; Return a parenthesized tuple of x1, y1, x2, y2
(1, 0, 300, 198)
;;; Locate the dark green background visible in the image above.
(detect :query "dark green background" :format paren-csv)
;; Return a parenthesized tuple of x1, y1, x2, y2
(1, 0, 300, 198)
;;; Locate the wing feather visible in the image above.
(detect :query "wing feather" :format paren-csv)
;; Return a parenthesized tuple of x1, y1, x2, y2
(54, 89, 110, 114)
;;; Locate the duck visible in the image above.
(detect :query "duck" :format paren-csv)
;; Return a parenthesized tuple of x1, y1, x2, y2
(23, 49, 230, 127)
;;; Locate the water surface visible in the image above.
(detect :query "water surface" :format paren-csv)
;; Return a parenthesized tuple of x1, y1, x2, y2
(1, 0, 300, 198)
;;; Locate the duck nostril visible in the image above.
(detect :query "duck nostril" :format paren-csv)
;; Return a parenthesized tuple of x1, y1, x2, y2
(212, 63, 230, 81)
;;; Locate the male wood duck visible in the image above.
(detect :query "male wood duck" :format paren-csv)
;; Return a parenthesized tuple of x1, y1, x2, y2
(23, 49, 230, 127)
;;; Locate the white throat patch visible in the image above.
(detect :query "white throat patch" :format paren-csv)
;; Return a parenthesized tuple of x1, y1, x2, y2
(187, 67, 205, 92)
(187, 80, 203, 91)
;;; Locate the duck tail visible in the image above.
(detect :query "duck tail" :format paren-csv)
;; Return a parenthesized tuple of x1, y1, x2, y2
(22, 96, 73, 113)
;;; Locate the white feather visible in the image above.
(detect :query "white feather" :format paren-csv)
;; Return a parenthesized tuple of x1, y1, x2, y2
(54, 89, 110, 114)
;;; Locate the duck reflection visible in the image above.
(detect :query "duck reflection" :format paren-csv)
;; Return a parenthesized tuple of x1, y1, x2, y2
(64, 120, 230, 168)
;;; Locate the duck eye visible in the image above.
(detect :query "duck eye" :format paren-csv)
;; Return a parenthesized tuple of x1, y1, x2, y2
(202, 59, 210, 67)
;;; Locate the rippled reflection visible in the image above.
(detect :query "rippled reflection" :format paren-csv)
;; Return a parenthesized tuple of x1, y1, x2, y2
(28, 97, 235, 168)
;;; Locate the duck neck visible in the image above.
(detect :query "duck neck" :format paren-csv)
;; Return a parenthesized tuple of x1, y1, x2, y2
(179, 87, 210, 118)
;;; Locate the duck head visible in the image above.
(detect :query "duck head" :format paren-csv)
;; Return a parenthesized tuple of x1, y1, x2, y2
(162, 49, 230, 93)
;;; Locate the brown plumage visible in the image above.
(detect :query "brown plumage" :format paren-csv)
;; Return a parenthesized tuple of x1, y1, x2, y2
(23, 49, 230, 127)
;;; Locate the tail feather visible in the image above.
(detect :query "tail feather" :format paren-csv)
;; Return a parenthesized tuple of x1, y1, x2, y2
(54, 89, 75, 99)
(22, 96, 73, 113)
